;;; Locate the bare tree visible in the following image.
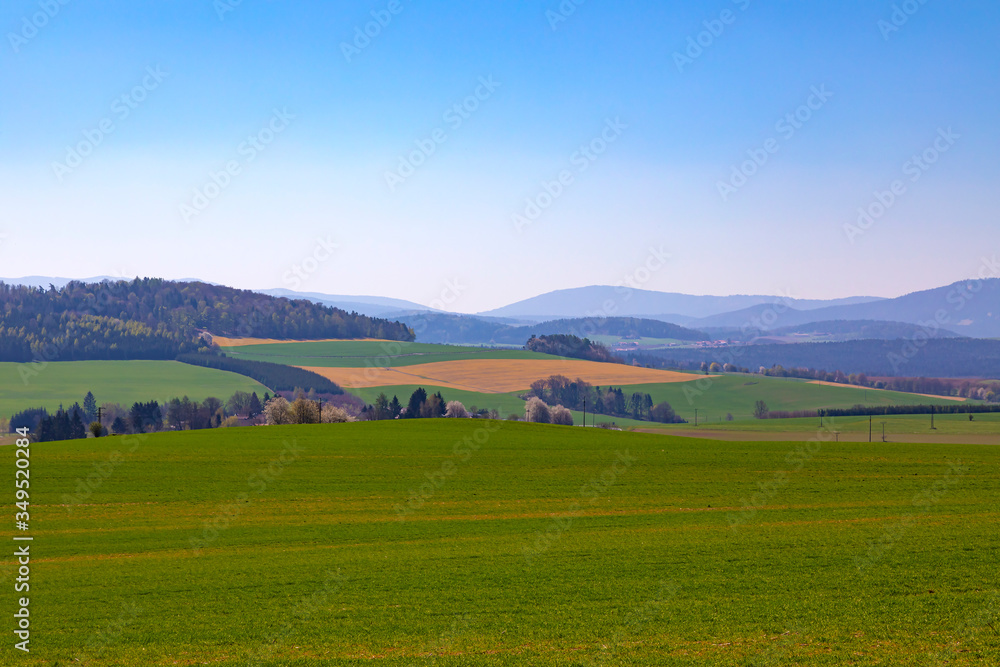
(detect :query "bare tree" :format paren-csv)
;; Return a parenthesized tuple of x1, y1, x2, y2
(290, 398, 321, 424)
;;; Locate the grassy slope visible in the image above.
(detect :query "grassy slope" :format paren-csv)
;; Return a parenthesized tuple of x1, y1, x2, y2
(0, 360, 270, 419)
(4, 420, 998, 666)
(219, 340, 559, 368)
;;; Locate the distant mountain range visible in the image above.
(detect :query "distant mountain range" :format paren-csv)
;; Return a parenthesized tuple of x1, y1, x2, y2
(475, 286, 883, 322)
(4, 277, 997, 340)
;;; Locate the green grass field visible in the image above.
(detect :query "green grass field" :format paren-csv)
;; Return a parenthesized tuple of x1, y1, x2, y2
(0, 361, 271, 419)
(4, 421, 998, 665)
(346, 373, 987, 432)
(624, 374, 977, 422)
(219, 340, 559, 368)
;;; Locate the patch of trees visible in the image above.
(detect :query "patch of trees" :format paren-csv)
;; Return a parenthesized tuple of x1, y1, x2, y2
(525, 334, 618, 363)
(176, 353, 343, 394)
(0, 278, 414, 362)
(10, 407, 49, 434)
(527, 375, 685, 424)
(353, 388, 501, 421)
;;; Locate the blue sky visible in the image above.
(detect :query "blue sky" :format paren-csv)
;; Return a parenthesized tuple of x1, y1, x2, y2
(1, 0, 998, 313)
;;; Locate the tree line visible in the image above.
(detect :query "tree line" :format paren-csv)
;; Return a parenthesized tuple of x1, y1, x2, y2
(525, 334, 619, 364)
(0, 278, 414, 362)
(764, 403, 1000, 420)
(11, 389, 274, 442)
(177, 353, 343, 394)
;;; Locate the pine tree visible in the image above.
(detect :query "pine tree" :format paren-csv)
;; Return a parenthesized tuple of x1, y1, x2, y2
(83, 391, 98, 423)
(248, 392, 262, 417)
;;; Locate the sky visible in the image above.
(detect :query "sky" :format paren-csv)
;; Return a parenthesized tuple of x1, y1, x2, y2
(1, 0, 998, 314)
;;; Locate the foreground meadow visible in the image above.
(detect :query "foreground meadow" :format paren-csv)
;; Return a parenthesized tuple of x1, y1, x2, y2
(2, 421, 998, 665)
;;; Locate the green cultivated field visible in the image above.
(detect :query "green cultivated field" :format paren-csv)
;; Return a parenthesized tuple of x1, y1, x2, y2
(0, 361, 270, 419)
(622, 374, 976, 422)
(220, 340, 558, 368)
(3, 421, 999, 665)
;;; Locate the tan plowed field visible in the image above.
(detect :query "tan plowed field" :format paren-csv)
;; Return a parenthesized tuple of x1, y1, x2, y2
(299, 359, 708, 393)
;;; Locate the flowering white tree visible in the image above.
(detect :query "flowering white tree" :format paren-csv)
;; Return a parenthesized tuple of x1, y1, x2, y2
(445, 401, 469, 418)
(550, 405, 573, 426)
(264, 397, 292, 425)
(524, 397, 551, 424)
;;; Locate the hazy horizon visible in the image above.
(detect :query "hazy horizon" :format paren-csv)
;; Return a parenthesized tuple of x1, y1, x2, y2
(3, 1, 998, 313)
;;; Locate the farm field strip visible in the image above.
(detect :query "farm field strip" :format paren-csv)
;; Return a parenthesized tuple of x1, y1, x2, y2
(211, 336, 395, 347)
(0, 360, 270, 418)
(217, 340, 556, 368)
(806, 380, 968, 401)
(299, 359, 708, 392)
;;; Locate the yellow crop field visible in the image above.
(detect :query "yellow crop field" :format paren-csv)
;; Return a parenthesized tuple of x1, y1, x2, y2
(806, 380, 967, 401)
(299, 359, 708, 393)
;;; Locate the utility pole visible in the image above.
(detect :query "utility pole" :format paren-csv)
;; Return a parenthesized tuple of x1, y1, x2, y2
(869, 414, 872, 443)
(695, 408, 699, 427)
(881, 421, 886, 442)
(583, 398, 587, 428)
(931, 405, 936, 430)
(96, 406, 103, 425)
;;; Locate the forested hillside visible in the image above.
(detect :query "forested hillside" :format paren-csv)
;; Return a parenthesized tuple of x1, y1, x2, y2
(0, 279, 414, 362)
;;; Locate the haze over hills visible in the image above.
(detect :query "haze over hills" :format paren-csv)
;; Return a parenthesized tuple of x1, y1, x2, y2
(475, 286, 885, 322)
(686, 279, 1000, 338)
(5, 277, 998, 339)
